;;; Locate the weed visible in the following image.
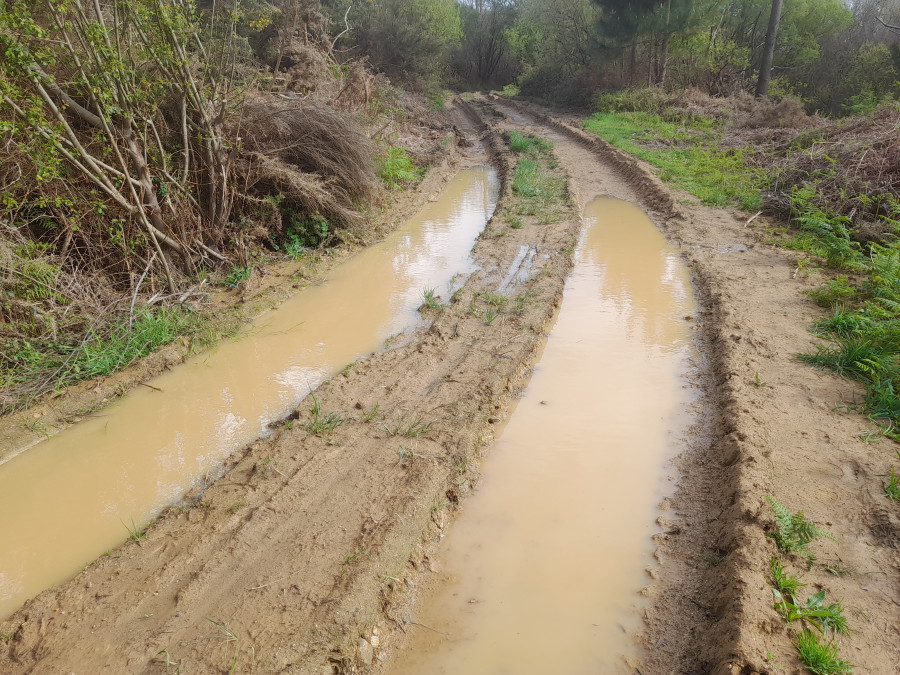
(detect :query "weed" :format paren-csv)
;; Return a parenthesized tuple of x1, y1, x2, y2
(344, 549, 365, 564)
(823, 558, 853, 577)
(794, 629, 853, 674)
(123, 518, 147, 542)
(422, 286, 442, 311)
(806, 277, 859, 309)
(359, 403, 380, 422)
(773, 588, 849, 634)
(765, 496, 834, 559)
(377, 147, 424, 190)
(153, 649, 182, 674)
(882, 468, 900, 500)
(703, 552, 725, 568)
(305, 394, 346, 435)
(382, 414, 433, 438)
(481, 291, 508, 308)
(509, 216, 524, 229)
(484, 308, 498, 325)
(753, 372, 768, 387)
(769, 557, 806, 596)
(227, 501, 246, 513)
(225, 266, 253, 287)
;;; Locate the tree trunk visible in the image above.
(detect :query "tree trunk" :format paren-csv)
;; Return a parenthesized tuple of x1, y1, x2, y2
(755, 0, 784, 97)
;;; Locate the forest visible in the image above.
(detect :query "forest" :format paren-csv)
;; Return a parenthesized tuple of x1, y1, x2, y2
(324, 0, 900, 114)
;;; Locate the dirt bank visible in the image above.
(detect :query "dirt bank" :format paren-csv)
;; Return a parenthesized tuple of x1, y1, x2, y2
(2, 97, 898, 675)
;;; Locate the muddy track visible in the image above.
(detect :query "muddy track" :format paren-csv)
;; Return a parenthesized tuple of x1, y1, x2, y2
(483, 97, 900, 674)
(0, 105, 579, 674)
(2, 98, 898, 675)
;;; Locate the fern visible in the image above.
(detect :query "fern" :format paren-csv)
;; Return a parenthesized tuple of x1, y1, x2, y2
(765, 496, 835, 558)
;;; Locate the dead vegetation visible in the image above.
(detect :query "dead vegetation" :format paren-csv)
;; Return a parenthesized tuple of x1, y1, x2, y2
(0, 0, 453, 413)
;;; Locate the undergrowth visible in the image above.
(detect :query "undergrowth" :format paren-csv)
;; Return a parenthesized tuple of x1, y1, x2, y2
(1, 306, 199, 412)
(508, 132, 567, 223)
(765, 495, 834, 560)
(376, 146, 424, 190)
(583, 111, 764, 210)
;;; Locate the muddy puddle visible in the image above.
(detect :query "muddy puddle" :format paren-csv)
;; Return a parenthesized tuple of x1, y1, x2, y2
(389, 198, 697, 673)
(0, 168, 499, 620)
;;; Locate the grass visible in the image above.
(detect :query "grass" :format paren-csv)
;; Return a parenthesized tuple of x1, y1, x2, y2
(484, 308, 498, 325)
(794, 629, 853, 674)
(421, 286, 442, 310)
(381, 414, 433, 438)
(765, 496, 834, 559)
(508, 130, 553, 156)
(1, 306, 200, 405)
(305, 394, 346, 435)
(583, 112, 764, 211)
(883, 467, 900, 500)
(769, 557, 806, 596)
(376, 146, 424, 190)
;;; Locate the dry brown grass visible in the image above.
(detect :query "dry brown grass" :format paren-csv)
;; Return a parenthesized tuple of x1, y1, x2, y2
(234, 94, 378, 232)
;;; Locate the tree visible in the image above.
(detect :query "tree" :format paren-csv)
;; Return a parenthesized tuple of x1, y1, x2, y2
(325, 0, 462, 91)
(755, 0, 784, 96)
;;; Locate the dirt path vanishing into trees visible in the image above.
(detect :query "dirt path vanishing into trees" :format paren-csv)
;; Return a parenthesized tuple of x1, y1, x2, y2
(1, 99, 898, 674)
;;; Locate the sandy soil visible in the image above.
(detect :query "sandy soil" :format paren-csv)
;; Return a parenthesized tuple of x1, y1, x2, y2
(1, 97, 898, 675)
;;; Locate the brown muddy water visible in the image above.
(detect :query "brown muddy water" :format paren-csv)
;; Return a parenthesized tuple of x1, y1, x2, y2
(389, 198, 698, 674)
(0, 168, 499, 620)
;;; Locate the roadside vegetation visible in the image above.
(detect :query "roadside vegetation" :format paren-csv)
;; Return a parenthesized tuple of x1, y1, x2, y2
(1, 0, 446, 413)
(765, 497, 853, 673)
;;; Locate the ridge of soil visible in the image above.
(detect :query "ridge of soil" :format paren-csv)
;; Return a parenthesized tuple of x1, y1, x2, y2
(484, 97, 900, 674)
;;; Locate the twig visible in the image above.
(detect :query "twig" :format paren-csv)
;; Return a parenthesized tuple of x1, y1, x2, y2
(249, 569, 303, 591)
(744, 211, 762, 227)
(409, 621, 448, 636)
(129, 251, 156, 329)
(139, 382, 163, 392)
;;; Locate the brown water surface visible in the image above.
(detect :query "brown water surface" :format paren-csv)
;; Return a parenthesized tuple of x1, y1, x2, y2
(0, 168, 499, 620)
(389, 198, 697, 674)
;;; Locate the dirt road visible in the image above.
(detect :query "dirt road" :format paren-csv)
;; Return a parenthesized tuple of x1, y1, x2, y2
(2, 98, 898, 674)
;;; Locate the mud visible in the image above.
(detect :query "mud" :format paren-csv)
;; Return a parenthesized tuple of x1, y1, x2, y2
(1, 97, 898, 675)
(387, 197, 697, 674)
(0, 167, 498, 621)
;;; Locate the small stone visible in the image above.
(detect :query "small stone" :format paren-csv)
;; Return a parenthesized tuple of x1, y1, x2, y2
(357, 637, 374, 666)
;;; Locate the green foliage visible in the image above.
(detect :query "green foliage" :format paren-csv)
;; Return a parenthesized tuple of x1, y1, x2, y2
(584, 111, 764, 210)
(773, 588, 848, 635)
(377, 147, 424, 190)
(883, 468, 900, 501)
(225, 266, 253, 287)
(508, 130, 552, 156)
(769, 557, 806, 597)
(765, 495, 834, 558)
(794, 629, 853, 675)
(328, 0, 462, 91)
(305, 394, 346, 435)
(806, 278, 859, 309)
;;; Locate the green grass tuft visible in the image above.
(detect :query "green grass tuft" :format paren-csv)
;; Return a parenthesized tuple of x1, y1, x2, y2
(794, 629, 853, 674)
